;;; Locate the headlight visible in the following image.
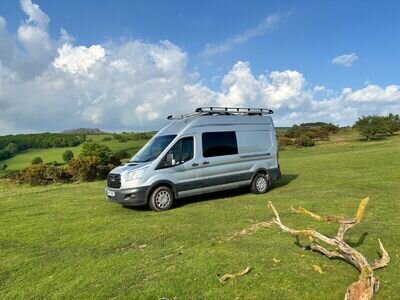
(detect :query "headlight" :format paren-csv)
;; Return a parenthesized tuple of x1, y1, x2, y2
(124, 167, 148, 181)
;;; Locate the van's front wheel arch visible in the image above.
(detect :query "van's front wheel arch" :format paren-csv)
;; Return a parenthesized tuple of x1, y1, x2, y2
(251, 172, 270, 194)
(149, 185, 174, 211)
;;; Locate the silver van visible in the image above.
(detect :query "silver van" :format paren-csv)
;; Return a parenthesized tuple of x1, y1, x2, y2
(105, 107, 281, 211)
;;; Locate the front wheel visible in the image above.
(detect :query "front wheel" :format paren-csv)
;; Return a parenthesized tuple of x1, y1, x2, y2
(251, 173, 270, 194)
(149, 186, 174, 211)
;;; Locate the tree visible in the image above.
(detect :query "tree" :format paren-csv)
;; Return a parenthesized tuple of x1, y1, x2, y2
(353, 115, 388, 140)
(62, 150, 74, 163)
(80, 142, 112, 165)
(5, 143, 18, 154)
(31, 156, 43, 165)
(385, 113, 400, 135)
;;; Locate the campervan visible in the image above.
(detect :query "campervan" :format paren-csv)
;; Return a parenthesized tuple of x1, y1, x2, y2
(105, 107, 281, 211)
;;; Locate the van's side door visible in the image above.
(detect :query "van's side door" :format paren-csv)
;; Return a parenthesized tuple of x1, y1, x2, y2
(196, 131, 252, 191)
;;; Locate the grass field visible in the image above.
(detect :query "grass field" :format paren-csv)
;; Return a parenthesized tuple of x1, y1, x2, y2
(0, 131, 399, 299)
(0, 134, 148, 173)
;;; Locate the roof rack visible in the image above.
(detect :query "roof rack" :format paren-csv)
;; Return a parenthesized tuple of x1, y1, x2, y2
(167, 107, 273, 120)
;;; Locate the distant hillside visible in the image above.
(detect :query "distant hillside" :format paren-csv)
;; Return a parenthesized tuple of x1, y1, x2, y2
(62, 128, 107, 135)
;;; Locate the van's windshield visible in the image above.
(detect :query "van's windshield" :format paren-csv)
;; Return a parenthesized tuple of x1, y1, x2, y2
(129, 135, 177, 163)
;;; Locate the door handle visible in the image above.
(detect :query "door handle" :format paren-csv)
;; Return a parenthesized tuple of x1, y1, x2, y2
(202, 161, 210, 165)
(192, 163, 199, 167)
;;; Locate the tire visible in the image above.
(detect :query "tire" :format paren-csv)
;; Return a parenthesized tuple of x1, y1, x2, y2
(251, 173, 270, 194)
(149, 186, 174, 212)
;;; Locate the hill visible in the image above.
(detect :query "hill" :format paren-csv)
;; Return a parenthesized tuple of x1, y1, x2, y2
(61, 128, 107, 135)
(0, 131, 399, 298)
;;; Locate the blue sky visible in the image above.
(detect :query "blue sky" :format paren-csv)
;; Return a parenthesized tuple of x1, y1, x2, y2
(0, 0, 399, 133)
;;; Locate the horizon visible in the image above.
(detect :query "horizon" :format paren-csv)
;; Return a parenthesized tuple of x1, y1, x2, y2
(1, 0, 400, 135)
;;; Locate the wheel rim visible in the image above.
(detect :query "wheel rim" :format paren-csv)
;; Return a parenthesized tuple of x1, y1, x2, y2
(256, 177, 267, 191)
(155, 190, 171, 208)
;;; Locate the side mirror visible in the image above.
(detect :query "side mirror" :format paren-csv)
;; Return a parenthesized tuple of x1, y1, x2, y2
(166, 154, 175, 166)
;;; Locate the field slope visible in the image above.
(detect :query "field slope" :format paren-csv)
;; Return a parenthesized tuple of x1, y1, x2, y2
(0, 133, 399, 299)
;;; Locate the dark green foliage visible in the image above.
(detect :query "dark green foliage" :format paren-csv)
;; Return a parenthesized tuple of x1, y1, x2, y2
(31, 157, 43, 165)
(112, 132, 154, 143)
(114, 150, 130, 159)
(0, 163, 7, 170)
(102, 137, 113, 142)
(80, 142, 113, 165)
(109, 155, 121, 167)
(294, 135, 315, 147)
(0, 133, 84, 152)
(16, 164, 71, 185)
(385, 113, 400, 134)
(0, 150, 11, 161)
(62, 150, 74, 163)
(354, 115, 390, 140)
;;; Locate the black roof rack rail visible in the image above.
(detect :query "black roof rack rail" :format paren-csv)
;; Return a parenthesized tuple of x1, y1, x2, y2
(167, 107, 273, 120)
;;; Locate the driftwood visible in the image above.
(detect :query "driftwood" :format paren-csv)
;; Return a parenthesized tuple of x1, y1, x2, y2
(268, 198, 390, 300)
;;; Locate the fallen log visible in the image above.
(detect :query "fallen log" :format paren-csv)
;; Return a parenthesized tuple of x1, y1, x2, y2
(268, 198, 389, 300)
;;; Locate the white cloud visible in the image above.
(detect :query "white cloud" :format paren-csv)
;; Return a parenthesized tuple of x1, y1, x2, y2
(202, 12, 286, 57)
(343, 84, 400, 103)
(53, 44, 106, 75)
(332, 53, 358, 67)
(20, 0, 50, 29)
(0, 1, 399, 135)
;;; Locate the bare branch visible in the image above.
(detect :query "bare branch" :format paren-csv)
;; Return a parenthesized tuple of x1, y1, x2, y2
(371, 239, 390, 270)
(291, 206, 343, 222)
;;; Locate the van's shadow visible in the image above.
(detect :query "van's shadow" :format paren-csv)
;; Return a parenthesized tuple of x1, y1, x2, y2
(174, 173, 298, 208)
(122, 173, 298, 211)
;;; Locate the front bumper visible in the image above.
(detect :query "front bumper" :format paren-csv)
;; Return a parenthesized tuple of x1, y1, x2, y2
(105, 186, 149, 206)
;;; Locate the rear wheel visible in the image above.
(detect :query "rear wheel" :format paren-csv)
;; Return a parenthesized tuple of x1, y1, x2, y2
(251, 173, 270, 194)
(149, 186, 174, 211)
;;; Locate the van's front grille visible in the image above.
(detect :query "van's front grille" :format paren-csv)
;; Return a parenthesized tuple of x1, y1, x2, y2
(107, 173, 121, 189)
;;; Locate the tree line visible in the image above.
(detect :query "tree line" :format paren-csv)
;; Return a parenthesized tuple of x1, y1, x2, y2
(0, 133, 84, 161)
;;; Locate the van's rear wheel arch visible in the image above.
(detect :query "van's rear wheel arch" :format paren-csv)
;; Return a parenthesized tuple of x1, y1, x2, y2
(251, 170, 271, 194)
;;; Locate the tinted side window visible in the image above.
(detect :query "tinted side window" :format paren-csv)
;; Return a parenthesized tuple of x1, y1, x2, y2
(202, 131, 238, 157)
(158, 137, 194, 168)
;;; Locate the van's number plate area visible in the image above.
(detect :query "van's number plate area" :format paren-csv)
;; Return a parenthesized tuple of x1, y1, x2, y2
(107, 190, 115, 197)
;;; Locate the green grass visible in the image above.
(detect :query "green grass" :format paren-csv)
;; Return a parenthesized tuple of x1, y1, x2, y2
(0, 134, 148, 172)
(0, 132, 399, 299)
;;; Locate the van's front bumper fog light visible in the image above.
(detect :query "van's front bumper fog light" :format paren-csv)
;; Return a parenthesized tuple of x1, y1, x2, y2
(124, 167, 148, 181)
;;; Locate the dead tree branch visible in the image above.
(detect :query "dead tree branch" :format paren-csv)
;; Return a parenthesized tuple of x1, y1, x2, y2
(268, 198, 390, 300)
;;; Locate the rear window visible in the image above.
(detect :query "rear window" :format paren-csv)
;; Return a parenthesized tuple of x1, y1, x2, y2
(202, 131, 238, 157)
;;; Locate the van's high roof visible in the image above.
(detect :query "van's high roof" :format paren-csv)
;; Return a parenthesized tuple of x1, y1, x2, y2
(159, 107, 275, 136)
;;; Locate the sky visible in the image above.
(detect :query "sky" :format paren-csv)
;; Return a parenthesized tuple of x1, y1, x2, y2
(0, 0, 399, 134)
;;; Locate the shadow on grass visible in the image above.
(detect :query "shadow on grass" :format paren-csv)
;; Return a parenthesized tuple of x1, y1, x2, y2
(122, 173, 298, 211)
(175, 173, 298, 209)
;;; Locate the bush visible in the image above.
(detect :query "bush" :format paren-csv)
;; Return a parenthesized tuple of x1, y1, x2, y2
(353, 115, 388, 140)
(62, 150, 74, 163)
(97, 164, 113, 180)
(294, 135, 315, 147)
(80, 142, 113, 165)
(278, 136, 293, 147)
(102, 137, 113, 142)
(114, 150, 130, 160)
(31, 156, 43, 165)
(0, 163, 7, 170)
(16, 164, 71, 185)
(67, 156, 100, 182)
(109, 155, 121, 167)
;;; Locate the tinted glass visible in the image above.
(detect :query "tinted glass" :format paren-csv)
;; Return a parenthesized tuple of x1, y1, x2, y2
(158, 137, 194, 168)
(202, 131, 238, 157)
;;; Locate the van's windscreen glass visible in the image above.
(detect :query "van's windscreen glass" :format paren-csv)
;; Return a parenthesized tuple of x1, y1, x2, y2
(130, 135, 176, 163)
(202, 131, 238, 157)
